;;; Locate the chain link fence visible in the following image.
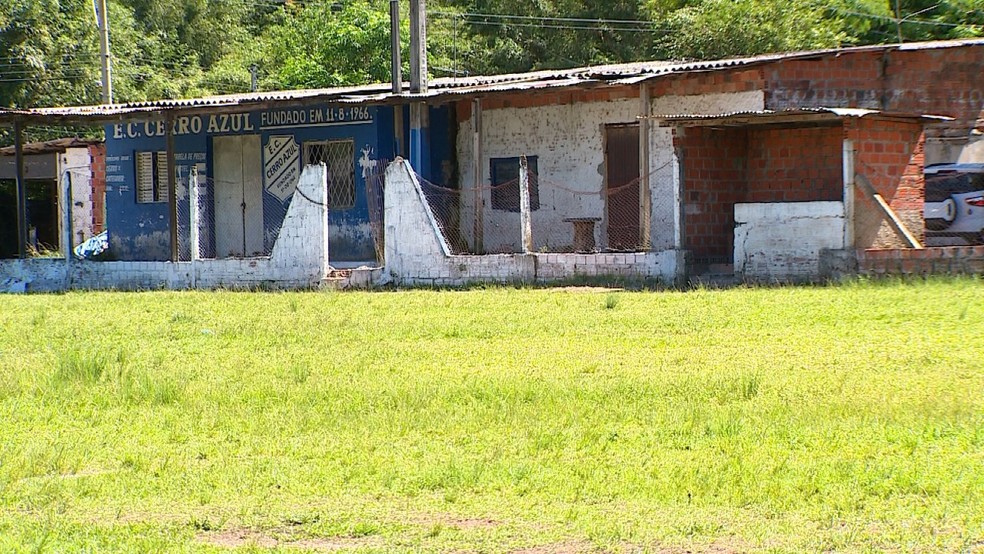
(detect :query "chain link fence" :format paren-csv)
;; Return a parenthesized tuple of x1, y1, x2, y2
(364, 157, 390, 263)
(182, 172, 290, 260)
(410, 157, 674, 256)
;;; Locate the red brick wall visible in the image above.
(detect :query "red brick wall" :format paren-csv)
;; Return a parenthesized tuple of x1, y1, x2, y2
(469, 84, 639, 114)
(859, 246, 984, 275)
(89, 144, 106, 234)
(649, 68, 764, 97)
(745, 124, 843, 202)
(846, 118, 925, 248)
(764, 52, 887, 111)
(678, 126, 748, 263)
(763, 45, 984, 136)
(678, 123, 844, 264)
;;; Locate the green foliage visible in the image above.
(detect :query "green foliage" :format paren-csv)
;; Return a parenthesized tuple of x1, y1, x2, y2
(1, 0, 982, 125)
(261, 1, 406, 89)
(649, 0, 849, 59)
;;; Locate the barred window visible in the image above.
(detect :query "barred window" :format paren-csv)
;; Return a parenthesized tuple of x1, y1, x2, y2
(491, 156, 539, 212)
(135, 151, 169, 203)
(303, 140, 356, 210)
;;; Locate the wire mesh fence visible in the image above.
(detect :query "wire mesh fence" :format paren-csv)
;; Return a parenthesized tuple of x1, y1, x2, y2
(410, 157, 674, 256)
(364, 158, 390, 262)
(182, 172, 290, 260)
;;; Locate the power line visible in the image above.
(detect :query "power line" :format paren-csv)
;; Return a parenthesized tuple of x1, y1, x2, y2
(432, 11, 659, 26)
(829, 6, 979, 28)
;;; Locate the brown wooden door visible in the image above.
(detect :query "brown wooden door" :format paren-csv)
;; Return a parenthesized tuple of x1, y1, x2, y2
(605, 124, 640, 250)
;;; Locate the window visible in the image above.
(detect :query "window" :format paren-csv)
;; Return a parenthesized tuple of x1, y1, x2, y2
(303, 140, 356, 209)
(135, 151, 169, 203)
(490, 156, 539, 212)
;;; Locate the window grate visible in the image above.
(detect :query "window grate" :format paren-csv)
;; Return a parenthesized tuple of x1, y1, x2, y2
(303, 140, 355, 209)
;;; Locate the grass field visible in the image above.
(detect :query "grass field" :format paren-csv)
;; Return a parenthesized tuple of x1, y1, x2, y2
(0, 279, 982, 553)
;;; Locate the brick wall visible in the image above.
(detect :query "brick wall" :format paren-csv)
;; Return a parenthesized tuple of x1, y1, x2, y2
(89, 144, 106, 234)
(859, 246, 984, 276)
(678, 126, 747, 263)
(678, 123, 844, 263)
(459, 84, 640, 117)
(764, 45, 984, 137)
(847, 118, 925, 248)
(745, 124, 843, 202)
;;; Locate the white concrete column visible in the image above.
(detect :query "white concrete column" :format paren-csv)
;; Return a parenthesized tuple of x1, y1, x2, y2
(519, 155, 533, 253)
(842, 139, 856, 249)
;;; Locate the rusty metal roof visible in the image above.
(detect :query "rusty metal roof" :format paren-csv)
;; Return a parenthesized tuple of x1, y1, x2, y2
(653, 107, 954, 125)
(0, 137, 103, 156)
(2, 38, 983, 123)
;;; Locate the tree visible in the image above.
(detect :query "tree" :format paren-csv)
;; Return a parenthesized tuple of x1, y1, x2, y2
(648, 0, 849, 60)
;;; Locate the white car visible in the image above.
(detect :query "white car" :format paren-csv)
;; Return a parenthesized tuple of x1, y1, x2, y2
(924, 163, 984, 245)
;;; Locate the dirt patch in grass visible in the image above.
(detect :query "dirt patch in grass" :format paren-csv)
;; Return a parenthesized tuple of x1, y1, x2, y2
(196, 528, 382, 551)
(549, 287, 624, 293)
(509, 540, 597, 554)
(412, 513, 501, 530)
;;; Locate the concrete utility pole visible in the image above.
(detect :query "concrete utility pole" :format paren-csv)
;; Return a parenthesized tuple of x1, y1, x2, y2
(95, 0, 113, 103)
(409, 0, 429, 176)
(390, 0, 405, 157)
(250, 64, 259, 92)
(14, 121, 27, 259)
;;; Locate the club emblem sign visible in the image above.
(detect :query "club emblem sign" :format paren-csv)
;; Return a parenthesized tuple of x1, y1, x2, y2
(263, 135, 301, 202)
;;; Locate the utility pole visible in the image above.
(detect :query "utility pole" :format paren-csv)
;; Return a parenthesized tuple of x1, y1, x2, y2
(409, 0, 429, 177)
(95, 0, 113, 103)
(894, 0, 904, 43)
(250, 64, 259, 93)
(390, 0, 404, 157)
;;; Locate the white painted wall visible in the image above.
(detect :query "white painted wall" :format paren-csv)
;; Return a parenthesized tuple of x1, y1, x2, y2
(1, 165, 329, 291)
(62, 147, 95, 248)
(384, 159, 682, 286)
(734, 201, 845, 281)
(455, 90, 764, 253)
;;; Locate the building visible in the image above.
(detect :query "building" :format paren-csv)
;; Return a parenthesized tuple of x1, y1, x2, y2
(0, 138, 104, 258)
(2, 38, 984, 289)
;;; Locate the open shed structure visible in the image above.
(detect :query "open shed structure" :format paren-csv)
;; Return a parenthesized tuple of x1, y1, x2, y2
(2, 38, 984, 290)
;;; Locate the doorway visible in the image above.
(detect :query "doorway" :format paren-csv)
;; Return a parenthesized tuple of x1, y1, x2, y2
(605, 124, 640, 251)
(213, 135, 263, 257)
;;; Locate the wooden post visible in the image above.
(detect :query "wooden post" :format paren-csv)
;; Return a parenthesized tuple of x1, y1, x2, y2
(14, 121, 27, 259)
(472, 98, 484, 253)
(639, 84, 652, 250)
(855, 173, 923, 249)
(519, 155, 533, 253)
(672, 127, 685, 251)
(842, 139, 855, 249)
(62, 170, 73, 262)
(166, 113, 178, 262)
(190, 166, 200, 262)
(190, 165, 199, 288)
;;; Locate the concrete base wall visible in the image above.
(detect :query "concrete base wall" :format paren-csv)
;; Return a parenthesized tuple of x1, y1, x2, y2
(735, 201, 845, 281)
(859, 246, 984, 276)
(384, 159, 682, 286)
(1, 165, 329, 292)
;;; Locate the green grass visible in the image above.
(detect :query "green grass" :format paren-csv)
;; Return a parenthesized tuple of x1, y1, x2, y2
(0, 278, 982, 552)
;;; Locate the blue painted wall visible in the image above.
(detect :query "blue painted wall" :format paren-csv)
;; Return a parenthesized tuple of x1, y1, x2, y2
(104, 103, 455, 262)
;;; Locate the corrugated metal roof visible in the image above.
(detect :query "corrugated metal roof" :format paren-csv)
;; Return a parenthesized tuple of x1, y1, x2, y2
(0, 137, 102, 156)
(3, 38, 983, 122)
(653, 107, 954, 124)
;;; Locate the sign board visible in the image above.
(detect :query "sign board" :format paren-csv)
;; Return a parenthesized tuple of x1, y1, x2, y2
(263, 135, 301, 203)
